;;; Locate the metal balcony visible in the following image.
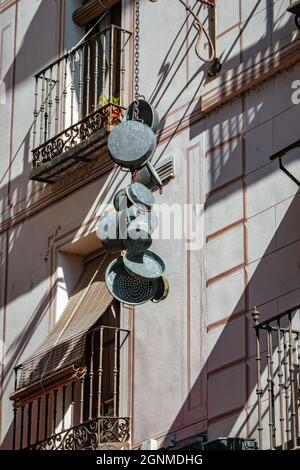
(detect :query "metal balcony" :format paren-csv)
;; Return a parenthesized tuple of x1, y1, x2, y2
(11, 324, 131, 450)
(28, 416, 130, 450)
(253, 306, 300, 450)
(30, 25, 132, 184)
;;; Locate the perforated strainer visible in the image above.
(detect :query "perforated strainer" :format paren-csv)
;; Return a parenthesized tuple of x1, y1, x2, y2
(105, 257, 159, 305)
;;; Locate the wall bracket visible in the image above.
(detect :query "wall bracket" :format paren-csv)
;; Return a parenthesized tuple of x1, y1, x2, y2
(270, 138, 300, 187)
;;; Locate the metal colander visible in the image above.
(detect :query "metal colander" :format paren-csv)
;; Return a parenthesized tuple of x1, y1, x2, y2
(105, 257, 158, 305)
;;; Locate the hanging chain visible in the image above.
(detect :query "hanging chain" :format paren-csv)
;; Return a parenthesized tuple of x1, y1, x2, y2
(133, 0, 140, 121)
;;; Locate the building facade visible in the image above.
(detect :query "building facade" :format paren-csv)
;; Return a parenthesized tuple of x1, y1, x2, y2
(0, 0, 300, 450)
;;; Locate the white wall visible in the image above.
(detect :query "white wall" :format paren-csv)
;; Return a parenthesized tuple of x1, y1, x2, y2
(1, 0, 300, 450)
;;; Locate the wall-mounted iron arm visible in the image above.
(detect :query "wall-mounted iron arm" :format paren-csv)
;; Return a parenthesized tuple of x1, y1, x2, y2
(270, 138, 300, 187)
(148, 0, 221, 74)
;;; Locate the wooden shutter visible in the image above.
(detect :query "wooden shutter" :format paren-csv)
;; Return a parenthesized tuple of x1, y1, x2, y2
(11, 253, 114, 404)
(73, 0, 120, 26)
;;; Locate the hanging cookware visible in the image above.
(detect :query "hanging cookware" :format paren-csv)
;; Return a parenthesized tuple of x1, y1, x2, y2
(123, 205, 158, 253)
(113, 187, 128, 212)
(96, 211, 124, 253)
(127, 205, 158, 233)
(123, 249, 166, 281)
(132, 161, 163, 188)
(123, 213, 153, 254)
(151, 276, 169, 303)
(126, 182, 154, 212)
(105, 257, 158, 305)
(126, 99, 160, 133)
(107, 120, 157, 169)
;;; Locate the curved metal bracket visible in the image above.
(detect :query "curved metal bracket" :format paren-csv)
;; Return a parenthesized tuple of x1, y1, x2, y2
(270, 138, 300, 187)
(148, 0, 221, 74)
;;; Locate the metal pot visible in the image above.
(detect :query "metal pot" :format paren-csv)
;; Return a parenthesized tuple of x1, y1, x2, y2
(123, 215, 153, 254)
(105, 257, 159, 305)
(96, 211, 124, 253)
(107, 120, 157, 169)
(127, 205, 158, 233)
(126, 99, 160, 133)
(113, 187, 128, 212)
(132, 161, 163, 188)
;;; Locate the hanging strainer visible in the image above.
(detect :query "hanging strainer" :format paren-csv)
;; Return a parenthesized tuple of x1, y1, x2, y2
(105, 257, 158, 305)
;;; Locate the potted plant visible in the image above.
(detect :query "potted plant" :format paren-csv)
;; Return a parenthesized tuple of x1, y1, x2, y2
(98, 95, 120, 122)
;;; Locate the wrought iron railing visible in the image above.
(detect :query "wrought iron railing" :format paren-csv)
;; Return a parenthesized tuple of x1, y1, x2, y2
(12, 324, 131, 450)
(253, 306, 300, 450)
(31, 25, 132, 172)
(29, 417, 130, 450)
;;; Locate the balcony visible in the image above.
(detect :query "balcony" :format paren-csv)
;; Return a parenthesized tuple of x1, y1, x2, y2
(30, 25, 132, 184)
(253, 306, 300, 450)
(11, 324, 131, 450)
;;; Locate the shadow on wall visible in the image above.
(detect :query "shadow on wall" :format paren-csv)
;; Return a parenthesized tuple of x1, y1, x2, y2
(1, 0, 299, 449)
(159, 0, 300, 449)
(0, 1, 131, 447)
(129, 0, 299, 449)
(0, 0, 82, 212)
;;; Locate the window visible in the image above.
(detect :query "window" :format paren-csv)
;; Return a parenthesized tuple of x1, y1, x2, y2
(11, 253, 131, 450)
(84, 2, 122, 115)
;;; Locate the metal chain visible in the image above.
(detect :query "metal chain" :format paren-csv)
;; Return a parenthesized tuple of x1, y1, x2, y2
(133, 0, 140, 121)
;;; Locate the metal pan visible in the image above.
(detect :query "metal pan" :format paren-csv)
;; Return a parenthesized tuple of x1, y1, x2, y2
(125, 99, 160, 133)
(123, 249, 166, 281)
(126, 182, 154, 212)
(113, 187, 128, 212)
(105, 257, 158, 305)
(132, 161, 163, 188)
(108, 120, 157, 169)
(96, 212, 124, 253)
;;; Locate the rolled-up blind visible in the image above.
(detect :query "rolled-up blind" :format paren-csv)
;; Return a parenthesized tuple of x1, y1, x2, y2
(73, 0, 120, 26)
(11, 253, 114, 405)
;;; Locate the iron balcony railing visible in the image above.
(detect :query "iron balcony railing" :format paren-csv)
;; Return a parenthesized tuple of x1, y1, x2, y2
(253, 306, 300, 450)
(31, 25, 132, 180)
(12, 324, 131, 450)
